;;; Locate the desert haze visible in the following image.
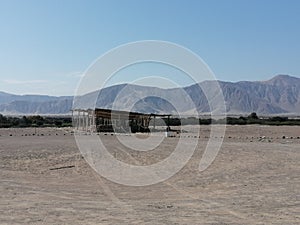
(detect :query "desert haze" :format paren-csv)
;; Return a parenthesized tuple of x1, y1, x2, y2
(2, 0, 300, 224)
(1, 75, 300, 115)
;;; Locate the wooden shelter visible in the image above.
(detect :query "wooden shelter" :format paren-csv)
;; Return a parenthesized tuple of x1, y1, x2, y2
(72, 108, 171, 133)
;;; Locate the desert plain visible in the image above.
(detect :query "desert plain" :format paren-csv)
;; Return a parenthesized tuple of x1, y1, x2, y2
(0, 125, 299, 225)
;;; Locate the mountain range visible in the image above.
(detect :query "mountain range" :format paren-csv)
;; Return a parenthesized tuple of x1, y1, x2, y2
(1, 75, 300, 115)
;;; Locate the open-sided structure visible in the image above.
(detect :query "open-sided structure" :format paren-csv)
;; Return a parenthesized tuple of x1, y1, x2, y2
(72, 108, 171, 133)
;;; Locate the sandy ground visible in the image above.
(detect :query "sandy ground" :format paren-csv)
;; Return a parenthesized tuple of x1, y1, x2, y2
(0, 125, 299, 224)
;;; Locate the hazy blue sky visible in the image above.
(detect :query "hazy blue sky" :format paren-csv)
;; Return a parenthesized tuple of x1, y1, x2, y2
(0, 0, 299, 95)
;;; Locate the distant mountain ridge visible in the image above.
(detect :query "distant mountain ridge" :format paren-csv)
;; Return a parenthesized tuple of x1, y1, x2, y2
(1, 75, 300, 115)
(0, 94, 73, 115)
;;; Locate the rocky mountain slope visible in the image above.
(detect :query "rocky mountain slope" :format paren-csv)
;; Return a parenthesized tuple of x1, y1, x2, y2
(1, 75, 299, 115)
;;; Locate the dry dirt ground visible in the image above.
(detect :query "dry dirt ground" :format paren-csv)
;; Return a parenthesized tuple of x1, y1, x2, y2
(0, 125, 299, 225)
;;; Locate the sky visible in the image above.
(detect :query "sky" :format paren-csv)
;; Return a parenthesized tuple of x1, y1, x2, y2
(0, 0, 299, 96)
